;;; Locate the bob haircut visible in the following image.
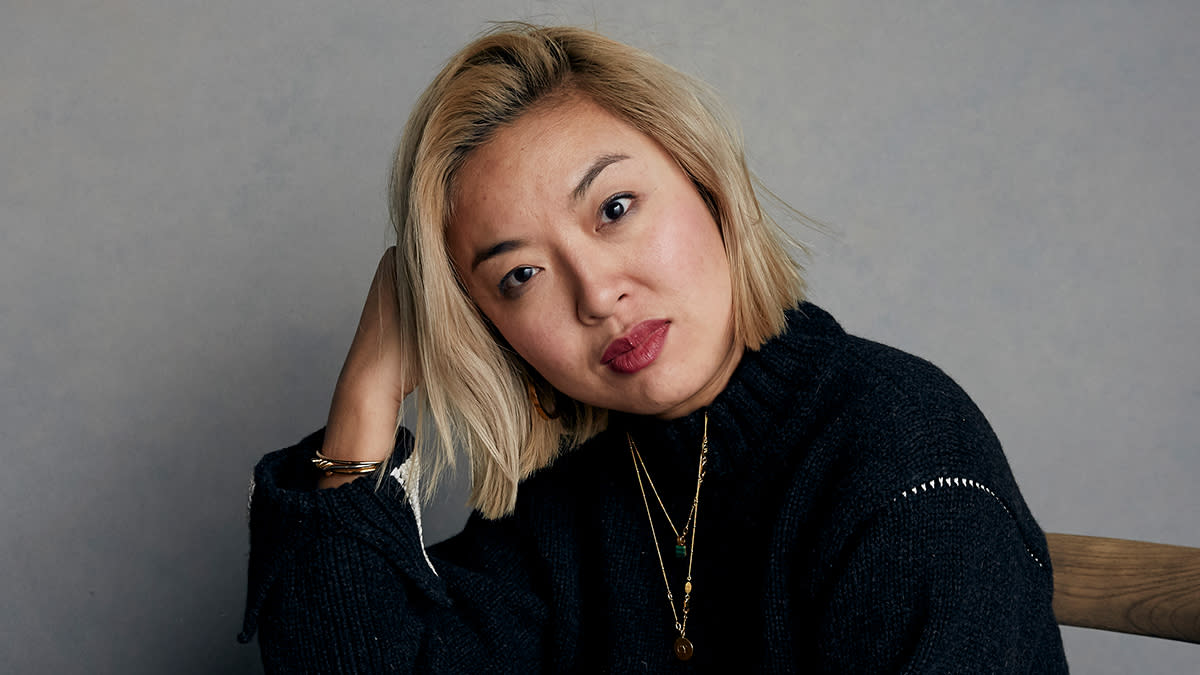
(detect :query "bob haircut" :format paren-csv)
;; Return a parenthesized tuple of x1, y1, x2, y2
(388, 24, 805, 518)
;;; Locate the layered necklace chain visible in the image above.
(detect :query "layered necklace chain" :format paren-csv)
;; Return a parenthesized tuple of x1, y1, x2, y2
(627, 412, 710, 662)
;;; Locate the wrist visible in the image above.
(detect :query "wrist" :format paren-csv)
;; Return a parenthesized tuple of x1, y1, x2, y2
(323, 390, 399, 463)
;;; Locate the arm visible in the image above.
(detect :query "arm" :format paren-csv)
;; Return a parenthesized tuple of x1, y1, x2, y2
(240, 431, 548, 673)
(319, 247, 414, 489)
(242, 250, 547, 670)
(258, 537, 542, 674)
(788, 349, 1068, 673)
(814, 481, 1066, 674)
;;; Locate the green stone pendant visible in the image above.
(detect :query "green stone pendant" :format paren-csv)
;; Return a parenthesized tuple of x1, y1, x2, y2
(675, 544, 687, 558)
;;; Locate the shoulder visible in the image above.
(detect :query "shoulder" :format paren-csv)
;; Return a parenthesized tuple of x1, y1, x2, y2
(763, 307, 998, 464)
(832, 335, 1012, 499)
(772, 314, 1053, 577)
(772, 308, 1006, 483)
(839, 333, 996, 455)
(743, 305, 982, 434)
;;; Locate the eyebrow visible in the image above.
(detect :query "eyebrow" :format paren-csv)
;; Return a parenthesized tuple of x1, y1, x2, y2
(470, 154, 630, 273)
(470, 238, 526, 272)
(571, 153, 629, 203)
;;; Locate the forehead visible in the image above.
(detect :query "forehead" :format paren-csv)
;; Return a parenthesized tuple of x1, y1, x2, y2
(447, 96, 661, 248)
(454, 97, 650, 202)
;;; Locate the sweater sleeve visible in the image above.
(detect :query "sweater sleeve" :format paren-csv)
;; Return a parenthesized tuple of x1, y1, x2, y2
(814, 482, 1066, 674)
(238, 429, 548, 673)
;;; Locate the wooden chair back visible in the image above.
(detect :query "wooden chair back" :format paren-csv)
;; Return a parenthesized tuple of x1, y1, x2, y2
(1046, 533, 1200, 643)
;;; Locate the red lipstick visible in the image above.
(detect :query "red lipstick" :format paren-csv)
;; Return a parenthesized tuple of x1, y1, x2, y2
(602, 319, 670, 374)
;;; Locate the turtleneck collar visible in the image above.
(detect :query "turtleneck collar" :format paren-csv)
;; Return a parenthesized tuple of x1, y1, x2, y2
(608, 303, 845, 482)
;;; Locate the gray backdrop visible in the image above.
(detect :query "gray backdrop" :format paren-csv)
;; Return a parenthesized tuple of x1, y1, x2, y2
(3, 1, 1197, 672)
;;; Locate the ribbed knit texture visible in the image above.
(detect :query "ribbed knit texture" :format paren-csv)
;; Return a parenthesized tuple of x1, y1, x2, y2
(240, 304, 1068, 672)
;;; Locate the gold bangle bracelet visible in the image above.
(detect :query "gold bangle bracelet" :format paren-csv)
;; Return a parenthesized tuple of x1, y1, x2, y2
(312, 450, 384, 475)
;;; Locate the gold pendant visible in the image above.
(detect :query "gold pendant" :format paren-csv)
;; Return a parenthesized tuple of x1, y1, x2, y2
(673, 635, 694, 661)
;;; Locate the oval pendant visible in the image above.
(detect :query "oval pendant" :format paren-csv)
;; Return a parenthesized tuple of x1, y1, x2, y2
(673, 636, 694, 661)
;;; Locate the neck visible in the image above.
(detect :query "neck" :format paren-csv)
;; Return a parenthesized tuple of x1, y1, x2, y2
(654, 337, 744, 420)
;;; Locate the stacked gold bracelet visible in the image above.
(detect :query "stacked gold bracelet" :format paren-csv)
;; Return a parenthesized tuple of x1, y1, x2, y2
(312, 450, 383, 476)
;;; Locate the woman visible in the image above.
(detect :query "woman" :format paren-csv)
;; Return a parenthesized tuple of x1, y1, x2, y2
(239, 24, 1067, 672)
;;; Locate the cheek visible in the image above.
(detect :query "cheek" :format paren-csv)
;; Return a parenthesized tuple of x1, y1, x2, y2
(490, 312, 579, 378)
(654, 200, 728, 286)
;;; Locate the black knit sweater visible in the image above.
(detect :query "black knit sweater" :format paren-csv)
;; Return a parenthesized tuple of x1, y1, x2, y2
(240, 304, 1067, 672)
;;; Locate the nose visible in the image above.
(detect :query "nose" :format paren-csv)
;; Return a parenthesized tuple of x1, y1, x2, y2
(566, 247, 627, 325)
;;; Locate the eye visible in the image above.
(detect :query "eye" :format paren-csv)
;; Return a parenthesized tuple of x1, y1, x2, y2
(600, 193, 634, 224)
(498, 265, 541, 297)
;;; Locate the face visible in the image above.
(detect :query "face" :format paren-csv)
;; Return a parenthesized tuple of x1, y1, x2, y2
(447, 96, 740, 419)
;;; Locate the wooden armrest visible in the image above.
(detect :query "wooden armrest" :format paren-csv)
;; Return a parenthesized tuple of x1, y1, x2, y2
(1047, 532, 1200, 643)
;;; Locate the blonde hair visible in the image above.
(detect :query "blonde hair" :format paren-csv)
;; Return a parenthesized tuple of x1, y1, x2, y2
(389, 24, 805, 518)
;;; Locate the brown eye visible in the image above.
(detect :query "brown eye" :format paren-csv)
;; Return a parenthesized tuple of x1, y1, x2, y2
(600, 194, 633, 223)
(498, 266, 540, 297)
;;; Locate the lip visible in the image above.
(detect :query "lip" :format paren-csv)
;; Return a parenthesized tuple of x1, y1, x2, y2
(602, 319, 670, 374)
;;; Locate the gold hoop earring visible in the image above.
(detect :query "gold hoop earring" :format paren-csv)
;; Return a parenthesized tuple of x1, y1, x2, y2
(527, 381, 561, 420)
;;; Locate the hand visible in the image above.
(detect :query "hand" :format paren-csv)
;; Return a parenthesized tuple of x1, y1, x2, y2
(319, 247, 418, 488)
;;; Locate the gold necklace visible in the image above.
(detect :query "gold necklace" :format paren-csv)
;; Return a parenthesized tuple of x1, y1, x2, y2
(630, 438, 699, 559)
(627, 412, 710, 662)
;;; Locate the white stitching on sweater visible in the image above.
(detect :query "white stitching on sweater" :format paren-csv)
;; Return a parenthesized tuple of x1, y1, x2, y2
(391, 457, 438, 576)
(896, 476, 1046, 569)
(246, 476, 255, 525)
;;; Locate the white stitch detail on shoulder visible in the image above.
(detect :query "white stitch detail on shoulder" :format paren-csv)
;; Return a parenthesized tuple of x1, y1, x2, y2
(246, 476, 255, 525)
(391, 458, 438, 576)
(894, 475, 1046, 569)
